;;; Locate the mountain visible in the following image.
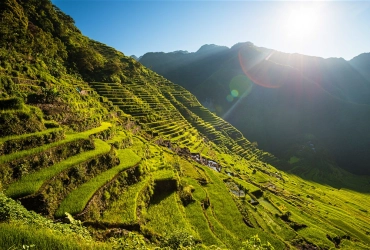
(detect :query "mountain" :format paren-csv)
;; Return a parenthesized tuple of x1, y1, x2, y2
(1, 0, 370, 249)
(350, 53, 370, 82)
(140, 43, 370, 175)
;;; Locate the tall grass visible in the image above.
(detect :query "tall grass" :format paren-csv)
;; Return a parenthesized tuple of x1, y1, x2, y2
(55, 149, 141, 217)
(5, 139, 111, 198)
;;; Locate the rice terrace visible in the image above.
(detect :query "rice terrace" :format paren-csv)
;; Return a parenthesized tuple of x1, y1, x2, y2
(1, 0, 370, 249)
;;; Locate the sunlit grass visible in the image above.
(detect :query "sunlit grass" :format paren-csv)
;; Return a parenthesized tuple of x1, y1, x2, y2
(145, 191, 195, 237)
(200, 165, 285, 249)
(0, 223, 109, 250)
(183, 177, 224, 247)
(0, 122, 111, 165)
(102, 177, 150, 224)
(5, 139, 111, 199)
(0, 127, 63, 143)
(55, 149, 141, 217)
(234, 178, 261, 194)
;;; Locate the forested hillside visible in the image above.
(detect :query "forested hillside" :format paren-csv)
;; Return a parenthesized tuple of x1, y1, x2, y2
(1, 0, 370, 249)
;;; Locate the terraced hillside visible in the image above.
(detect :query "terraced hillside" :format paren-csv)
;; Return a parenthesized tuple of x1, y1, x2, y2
(2, 99, 370, 249)
(89, 76, 279, 168)
(1, 0, 370, 249)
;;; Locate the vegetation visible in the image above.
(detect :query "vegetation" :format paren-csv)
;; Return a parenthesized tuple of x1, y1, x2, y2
(5, 139, 111, 198)
(0, 0, 370, 249)
(55, 149, 141, 217)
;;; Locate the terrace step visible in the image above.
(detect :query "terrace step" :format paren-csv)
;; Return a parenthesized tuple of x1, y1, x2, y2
(0, 128, 64, 156)
(55, 148, 141, 217)
(5, 139, 112, 199)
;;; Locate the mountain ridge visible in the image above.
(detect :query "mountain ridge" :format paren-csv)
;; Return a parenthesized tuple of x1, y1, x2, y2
(140, 42, 370, 175)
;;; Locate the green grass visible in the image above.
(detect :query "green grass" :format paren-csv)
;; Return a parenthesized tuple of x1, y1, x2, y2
(0, 127, 63, 143)
(107, 130, 126, 144)
(152, 169, 175, 181)
(102, 177, 150, 224)
(257, 197, 281, 215)
(5, 139, 111, 198)
(0, 223, 109, 250)
(145, 191, 196, 238)
(0, 122, 111, 165)
(55, 149, 141, 217)
(205, 208, 240, 248)
(200, 165, 285, 249)
(234, 178, 261, 194)
(183, 178, 225, 247)
(328, 218, 370, 245)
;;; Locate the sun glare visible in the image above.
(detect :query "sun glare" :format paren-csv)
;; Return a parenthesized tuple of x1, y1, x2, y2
(284, 6, 320, 41)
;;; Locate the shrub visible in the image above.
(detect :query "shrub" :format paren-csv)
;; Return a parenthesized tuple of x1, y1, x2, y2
(0, 97, 24, 110)
(0, 109, 44, 137)
(109, 232, 147, 250)
(241, 235, 275, 250)
(160, 230, 196, 250)
(44, 120, 60, 128)
(0, 75, 15, 96)
(179, 183, 195, 206)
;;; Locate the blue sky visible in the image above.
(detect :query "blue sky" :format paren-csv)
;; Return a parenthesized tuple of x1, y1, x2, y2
(52, 1, 370, 60)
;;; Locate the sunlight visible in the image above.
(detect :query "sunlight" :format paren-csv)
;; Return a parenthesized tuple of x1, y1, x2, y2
(284, 5, 321, 41)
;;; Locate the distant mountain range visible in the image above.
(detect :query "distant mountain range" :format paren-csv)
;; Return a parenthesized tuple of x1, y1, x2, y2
(140, 43, 370, 175)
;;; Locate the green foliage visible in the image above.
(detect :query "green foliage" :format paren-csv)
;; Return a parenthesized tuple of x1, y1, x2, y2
(0, 97, 24, 110)
(102, 177, 149, 224)
(0, 107, 45, 137)
(161, 230, 196, 250)
(241, 235, 275, 250)
(0, 193, 91, 239)
(109, 232, 147, 250)
(44, 120, 60, 128)
(0, 128, 64, 155)
(179, 182, 195, 206)
(5, 139, 110, 198)
(0, 75, 15, 96)
(40, 86, 61, 103)
(55, 149, 140, 216)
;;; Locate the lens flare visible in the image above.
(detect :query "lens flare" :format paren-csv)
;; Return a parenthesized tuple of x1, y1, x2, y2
(226, 95, 234, 102)
(238, 51, 284, 89)
(229, 75, 253, 98)
(231, 89, 239, 97)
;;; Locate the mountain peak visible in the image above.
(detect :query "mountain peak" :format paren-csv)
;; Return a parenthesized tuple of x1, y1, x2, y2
(196, 44, 229, 54)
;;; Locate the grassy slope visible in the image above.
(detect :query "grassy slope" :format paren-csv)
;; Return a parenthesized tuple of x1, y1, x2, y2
(5, 139, 111, 198)
(55, 149, 141, 216)
(0, 122, 111, 165)
(102, 177, 150, 224)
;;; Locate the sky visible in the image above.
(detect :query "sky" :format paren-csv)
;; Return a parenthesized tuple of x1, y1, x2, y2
(51, 1, 370, 60)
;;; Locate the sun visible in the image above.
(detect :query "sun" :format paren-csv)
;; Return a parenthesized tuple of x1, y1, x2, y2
(284, 6, 320, 41)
